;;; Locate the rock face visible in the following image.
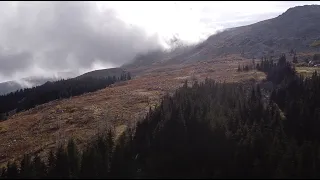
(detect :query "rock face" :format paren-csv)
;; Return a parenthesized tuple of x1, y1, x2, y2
(125, 5, 320, 67)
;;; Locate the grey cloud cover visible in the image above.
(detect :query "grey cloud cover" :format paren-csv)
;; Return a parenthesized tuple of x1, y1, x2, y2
(0, 1, 162, 81)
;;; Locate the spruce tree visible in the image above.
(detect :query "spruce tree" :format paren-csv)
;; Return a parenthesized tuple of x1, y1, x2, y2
(19, 154, 34, 178)
(6, 162, 18, 179)
(55, 146, 69, 178)
(67, 139, 80, 178)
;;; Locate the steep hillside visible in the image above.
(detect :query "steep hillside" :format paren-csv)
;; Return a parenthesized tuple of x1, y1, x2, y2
(0, 56, 265, 167)
(125, 5, 320, 68)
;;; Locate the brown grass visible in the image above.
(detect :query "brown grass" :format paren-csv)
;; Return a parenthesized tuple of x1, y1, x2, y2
(0, 56, 265, 166)
(296, 66, 320, 78)
(311, 40, 320, 47)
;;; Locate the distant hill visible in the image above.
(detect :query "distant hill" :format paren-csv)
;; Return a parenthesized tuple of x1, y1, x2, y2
(0, 68, 129, 95)
(125, 5, 320, 67)
(0, 81, 23, 96)
(0, 71, 80, 96)
(0, 69, 132, 120)
(76, 68, 127, 79)
(0, 77, 59, 95)
(0, 66, 132, 121)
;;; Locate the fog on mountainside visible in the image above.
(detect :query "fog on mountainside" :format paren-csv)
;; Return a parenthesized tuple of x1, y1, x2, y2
(0, 72, 80, 95)
(122, 36, 201, 68)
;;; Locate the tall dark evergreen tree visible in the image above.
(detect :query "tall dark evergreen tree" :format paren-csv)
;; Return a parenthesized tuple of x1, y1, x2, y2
(6, 162, 18, 179)
(67, 139, 80, 178)
(54, 146, 69, 178)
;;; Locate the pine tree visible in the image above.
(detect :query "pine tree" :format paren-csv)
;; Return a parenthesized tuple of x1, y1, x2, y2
(127, 72, 132, 80)
(238, 64, 241, 72)
(19, 154, 34, 178)
(47, 150, 56, 178)
(96, 136, 109, 178)
(33, 155, 47, 178)
(106, 129, 114, 171)
(80, 148, 98, 178)
(6, 162, 18, 179)
(0, 167, 5, 179)
(55, 146, 69, 178)
(67, 139, 80, 178)
(293, 54, 298, 63)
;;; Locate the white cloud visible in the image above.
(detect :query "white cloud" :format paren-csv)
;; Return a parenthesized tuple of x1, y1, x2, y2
(0, 1, 162, 82)
(98, 1, 320, 44)
(0, 1, 320, 82)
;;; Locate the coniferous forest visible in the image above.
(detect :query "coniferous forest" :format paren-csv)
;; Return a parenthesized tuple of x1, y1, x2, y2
(0, 72, 131, 120)
(2, 55, 320, 178)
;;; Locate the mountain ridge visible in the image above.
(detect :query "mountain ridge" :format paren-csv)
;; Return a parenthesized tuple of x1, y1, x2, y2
(125, 5, 320, 68)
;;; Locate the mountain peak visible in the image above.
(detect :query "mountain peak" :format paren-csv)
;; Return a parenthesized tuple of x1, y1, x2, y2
(279, 5, 320, 18)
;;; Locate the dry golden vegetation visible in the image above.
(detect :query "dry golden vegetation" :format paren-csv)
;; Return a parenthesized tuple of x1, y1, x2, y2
(296, 66, 320, 77)
(0, 56, 266, 167)
(311, 40, 320, 47)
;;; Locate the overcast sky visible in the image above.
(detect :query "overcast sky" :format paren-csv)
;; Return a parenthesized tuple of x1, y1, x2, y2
(0, 1, 319, 82)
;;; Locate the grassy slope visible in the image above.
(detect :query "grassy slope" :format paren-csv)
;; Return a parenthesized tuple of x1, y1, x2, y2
(296, 66, 320, 77)
(0, 55, 265, 167)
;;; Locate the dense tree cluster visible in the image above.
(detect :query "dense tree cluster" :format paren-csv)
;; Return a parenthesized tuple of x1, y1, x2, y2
(237, 59, 256, 72)
(314, 54, 320, 61)
(0, 72, 131, 120)
(271, 71, 320, 143)
(237, 64, 254, 72)
(256, 54, 296, 85)
(2, 55, 320, 178)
